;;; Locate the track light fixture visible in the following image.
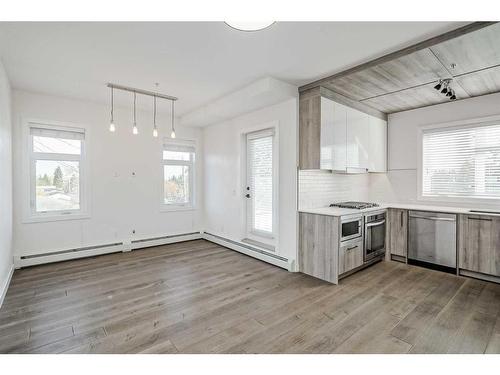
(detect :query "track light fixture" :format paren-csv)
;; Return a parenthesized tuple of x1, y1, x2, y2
(107, 83, 178, 139)
(434, 79, 457, 101)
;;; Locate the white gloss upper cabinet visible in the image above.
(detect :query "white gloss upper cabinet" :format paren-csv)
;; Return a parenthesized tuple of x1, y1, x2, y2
(320, 97, 387, 173)
(368, 116, 387, 173)
(320, 97, 347, 171)
(346, 106, 370, 172)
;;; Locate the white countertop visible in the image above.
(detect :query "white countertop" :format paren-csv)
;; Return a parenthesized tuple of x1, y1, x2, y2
(299, 202, 500, 217)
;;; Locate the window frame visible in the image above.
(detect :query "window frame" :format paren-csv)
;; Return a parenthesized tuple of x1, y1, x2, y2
(417, 114, 500, 205)
(23, 119, 90, 223)
(241, 121, 279, 248)
(161, 139, 196, 212)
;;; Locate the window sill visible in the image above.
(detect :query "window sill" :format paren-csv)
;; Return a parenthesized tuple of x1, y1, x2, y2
(160, 205, 197, 213)
(23, 212, 91, 224)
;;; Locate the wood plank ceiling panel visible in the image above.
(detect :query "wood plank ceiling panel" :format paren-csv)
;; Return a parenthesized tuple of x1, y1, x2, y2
(360, 83, 454, 113)
(324, 49, 451, 101)
(430, 23, 500, 75)
(455, 65, 500, 96)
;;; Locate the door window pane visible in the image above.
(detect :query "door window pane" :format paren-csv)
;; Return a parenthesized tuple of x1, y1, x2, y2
(35, 160, 80, 212)
(164, 165, 190, 204)
(248, 134, 273, 234)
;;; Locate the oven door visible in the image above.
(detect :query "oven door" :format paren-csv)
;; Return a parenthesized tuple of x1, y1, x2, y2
(364, 219, 386, 261)
(341, 217, 362, 242)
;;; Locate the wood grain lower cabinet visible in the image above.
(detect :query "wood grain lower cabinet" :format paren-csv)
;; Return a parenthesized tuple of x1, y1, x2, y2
(459, 214, 500, 278)
(387, 208, 408, 260)
(298, 213, 339, 284)
(339, 239, 363, 275)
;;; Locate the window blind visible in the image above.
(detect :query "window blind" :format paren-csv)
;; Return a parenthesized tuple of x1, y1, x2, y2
(248, 131, 274, 234)
(422, 123, 500, 199)
(30, 126, 85, 140)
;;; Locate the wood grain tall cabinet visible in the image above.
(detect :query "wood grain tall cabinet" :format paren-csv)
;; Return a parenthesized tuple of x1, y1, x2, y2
(387, 208, 408, 262)
(298, 213, 339, 284)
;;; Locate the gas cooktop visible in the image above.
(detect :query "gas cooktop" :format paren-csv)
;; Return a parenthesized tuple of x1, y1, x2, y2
(329, 201, 379, 210)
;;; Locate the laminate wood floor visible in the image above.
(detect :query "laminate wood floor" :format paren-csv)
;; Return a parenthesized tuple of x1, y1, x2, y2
(1, 239, 500, 354)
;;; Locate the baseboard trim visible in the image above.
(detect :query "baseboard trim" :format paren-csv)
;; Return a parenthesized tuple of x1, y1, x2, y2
(459, 269, 500, 284)
(0, 264, 14, 309)
(202, 232, 290, 270)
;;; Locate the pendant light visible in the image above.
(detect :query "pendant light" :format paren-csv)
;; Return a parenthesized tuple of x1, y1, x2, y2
(152, 95, 158, 137)
(132, 92, 138, 135)
(109, 87, 116, 132)
(170, 99, 176, 139)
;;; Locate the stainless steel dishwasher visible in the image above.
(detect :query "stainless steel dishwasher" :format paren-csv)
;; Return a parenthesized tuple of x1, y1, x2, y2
(408, 210, 457, 272)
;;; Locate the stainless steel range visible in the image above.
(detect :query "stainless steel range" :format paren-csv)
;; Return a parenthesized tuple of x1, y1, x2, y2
(330, 201, 379, 210)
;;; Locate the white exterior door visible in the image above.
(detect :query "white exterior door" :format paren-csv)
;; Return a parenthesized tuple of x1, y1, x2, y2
(245, 128, 276, 243)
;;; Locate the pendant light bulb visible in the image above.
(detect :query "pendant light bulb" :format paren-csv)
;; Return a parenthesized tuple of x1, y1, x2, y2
(170, 99, 176, 139)
(109, 122, 116, 132)
(153, 128, 158, 137)
(133, 124, 138, 135)
(170, 130, 176, 139)
(109, 87, 115, 132)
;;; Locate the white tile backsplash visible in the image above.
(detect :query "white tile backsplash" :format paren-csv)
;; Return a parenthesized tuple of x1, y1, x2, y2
(298, 170, 371, 209)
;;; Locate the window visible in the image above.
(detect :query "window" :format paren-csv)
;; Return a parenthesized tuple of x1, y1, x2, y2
(421, 121, 500, 201)
(246, 128, 277, 240)
(162, 141, 195, 209)
(28, 123, 87, 220)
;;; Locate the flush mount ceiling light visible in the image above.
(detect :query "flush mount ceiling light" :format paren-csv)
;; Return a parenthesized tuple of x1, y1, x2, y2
(224, 21, 275, 32)
(107, 83, 178, 138)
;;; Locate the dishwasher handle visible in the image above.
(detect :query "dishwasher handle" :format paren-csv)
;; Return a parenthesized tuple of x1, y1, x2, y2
(409, 214, 456, 222)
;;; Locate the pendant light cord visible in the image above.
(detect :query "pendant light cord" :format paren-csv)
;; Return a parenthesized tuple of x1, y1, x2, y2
(111, 87, 114, 122)
(171, 99, 175, 133)
(153, 96, 157, 128)
(133, 92, 137, 125)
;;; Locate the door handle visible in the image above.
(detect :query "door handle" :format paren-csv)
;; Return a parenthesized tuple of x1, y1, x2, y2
(400, 211, 404, 227)
(245, 194, 251, 198)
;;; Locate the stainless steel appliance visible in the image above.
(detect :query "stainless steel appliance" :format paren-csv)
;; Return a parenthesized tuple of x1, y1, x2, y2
(330, 201, 379, 210)
(340, 215, 363, 242)
(408, 211, 457, 271)
(364, 211, 386, 261)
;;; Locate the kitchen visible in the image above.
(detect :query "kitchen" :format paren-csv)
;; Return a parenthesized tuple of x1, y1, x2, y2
(297, 22, 500, 288)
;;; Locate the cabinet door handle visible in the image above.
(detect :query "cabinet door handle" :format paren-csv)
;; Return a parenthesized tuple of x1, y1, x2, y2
(346, 246, 357, 252)
(400, 211, 403, 227)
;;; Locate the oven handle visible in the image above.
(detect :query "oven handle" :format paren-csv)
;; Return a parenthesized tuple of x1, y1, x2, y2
(365, 219, 385, 227)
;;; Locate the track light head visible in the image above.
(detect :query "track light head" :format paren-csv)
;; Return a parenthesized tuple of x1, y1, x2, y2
(450, 94, 457, 101)
(441, 87, 448, 94)
(434, 81, 442, 90)
(446, 90, 453, 97)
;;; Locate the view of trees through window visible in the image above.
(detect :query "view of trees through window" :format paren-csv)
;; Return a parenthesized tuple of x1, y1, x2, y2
(162, 147, 194, 206)
(35, 160, 80, 212)
(163, 165, 190, 204)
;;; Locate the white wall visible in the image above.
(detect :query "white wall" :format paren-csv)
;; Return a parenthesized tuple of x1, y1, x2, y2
(203, 98, 298, 263)
(376, 91, 500, 209)
(12, 90, 203, 258)
(0, 59, 13, 303)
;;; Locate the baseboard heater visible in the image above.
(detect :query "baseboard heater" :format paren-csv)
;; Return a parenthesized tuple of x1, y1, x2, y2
(202, 232, 290, 270)
(16, 232, 203, 268)
(20, 242, 124, 260)
(131, 232, 200, 244)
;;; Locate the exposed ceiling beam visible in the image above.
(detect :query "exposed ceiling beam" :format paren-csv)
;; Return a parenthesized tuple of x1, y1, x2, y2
(299, 21, 497, 93)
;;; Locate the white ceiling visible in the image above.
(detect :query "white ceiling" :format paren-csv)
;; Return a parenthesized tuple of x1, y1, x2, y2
(0, 22, 467, 116)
